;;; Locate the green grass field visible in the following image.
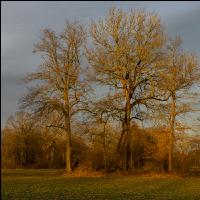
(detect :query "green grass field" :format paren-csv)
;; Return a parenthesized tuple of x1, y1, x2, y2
(1, 169, 200, 200)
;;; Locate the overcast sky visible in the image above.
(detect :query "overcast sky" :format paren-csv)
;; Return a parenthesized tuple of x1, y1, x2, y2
(1, 1, 200, 129)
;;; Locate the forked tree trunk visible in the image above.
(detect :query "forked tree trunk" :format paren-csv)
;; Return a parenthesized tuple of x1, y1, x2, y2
(116, 122, 126, 170)
(122, 93, 131, 171)
(117, 90, 132, 171)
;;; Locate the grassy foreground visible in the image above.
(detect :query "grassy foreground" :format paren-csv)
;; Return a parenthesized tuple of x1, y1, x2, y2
(1, 169, 200, 200)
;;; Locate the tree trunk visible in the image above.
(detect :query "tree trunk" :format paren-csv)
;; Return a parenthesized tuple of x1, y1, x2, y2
(125, 93, 131, 171)
(103, 122, 107, 172)
(25, 138, 29, 167)
(104, 145, 107, 172)
(65, 109, 72, 173)
(117, 88, 132, 171)
(117, 121, 126, 170)
(64, 76, 72, 173)
(169, 93, 175, 173)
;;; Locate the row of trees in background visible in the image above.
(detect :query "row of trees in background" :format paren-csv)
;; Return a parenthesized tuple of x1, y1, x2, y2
(1, 7, 200, 175)
(2, 111, 200, 175)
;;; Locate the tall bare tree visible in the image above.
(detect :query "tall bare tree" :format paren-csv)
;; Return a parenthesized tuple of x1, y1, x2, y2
(86, 7, 167, 170)
(21, 22, 86, 172)
(158, 37, 199, 173)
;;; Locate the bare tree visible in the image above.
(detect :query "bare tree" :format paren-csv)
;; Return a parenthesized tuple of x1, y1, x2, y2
(86, 7, 167, 170)
(2, 112, 41, 168)
(159, 37, 199, 173)
(21, 22, 86, 173)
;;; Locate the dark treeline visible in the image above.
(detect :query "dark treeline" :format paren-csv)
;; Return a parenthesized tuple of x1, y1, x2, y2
(1, 7, 200, 176)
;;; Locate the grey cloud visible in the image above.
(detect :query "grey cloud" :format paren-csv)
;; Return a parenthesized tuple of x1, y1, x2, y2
(1, 73, 27, 126)
(162, 5, 200, 53)
(2, 1, 200, 127)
